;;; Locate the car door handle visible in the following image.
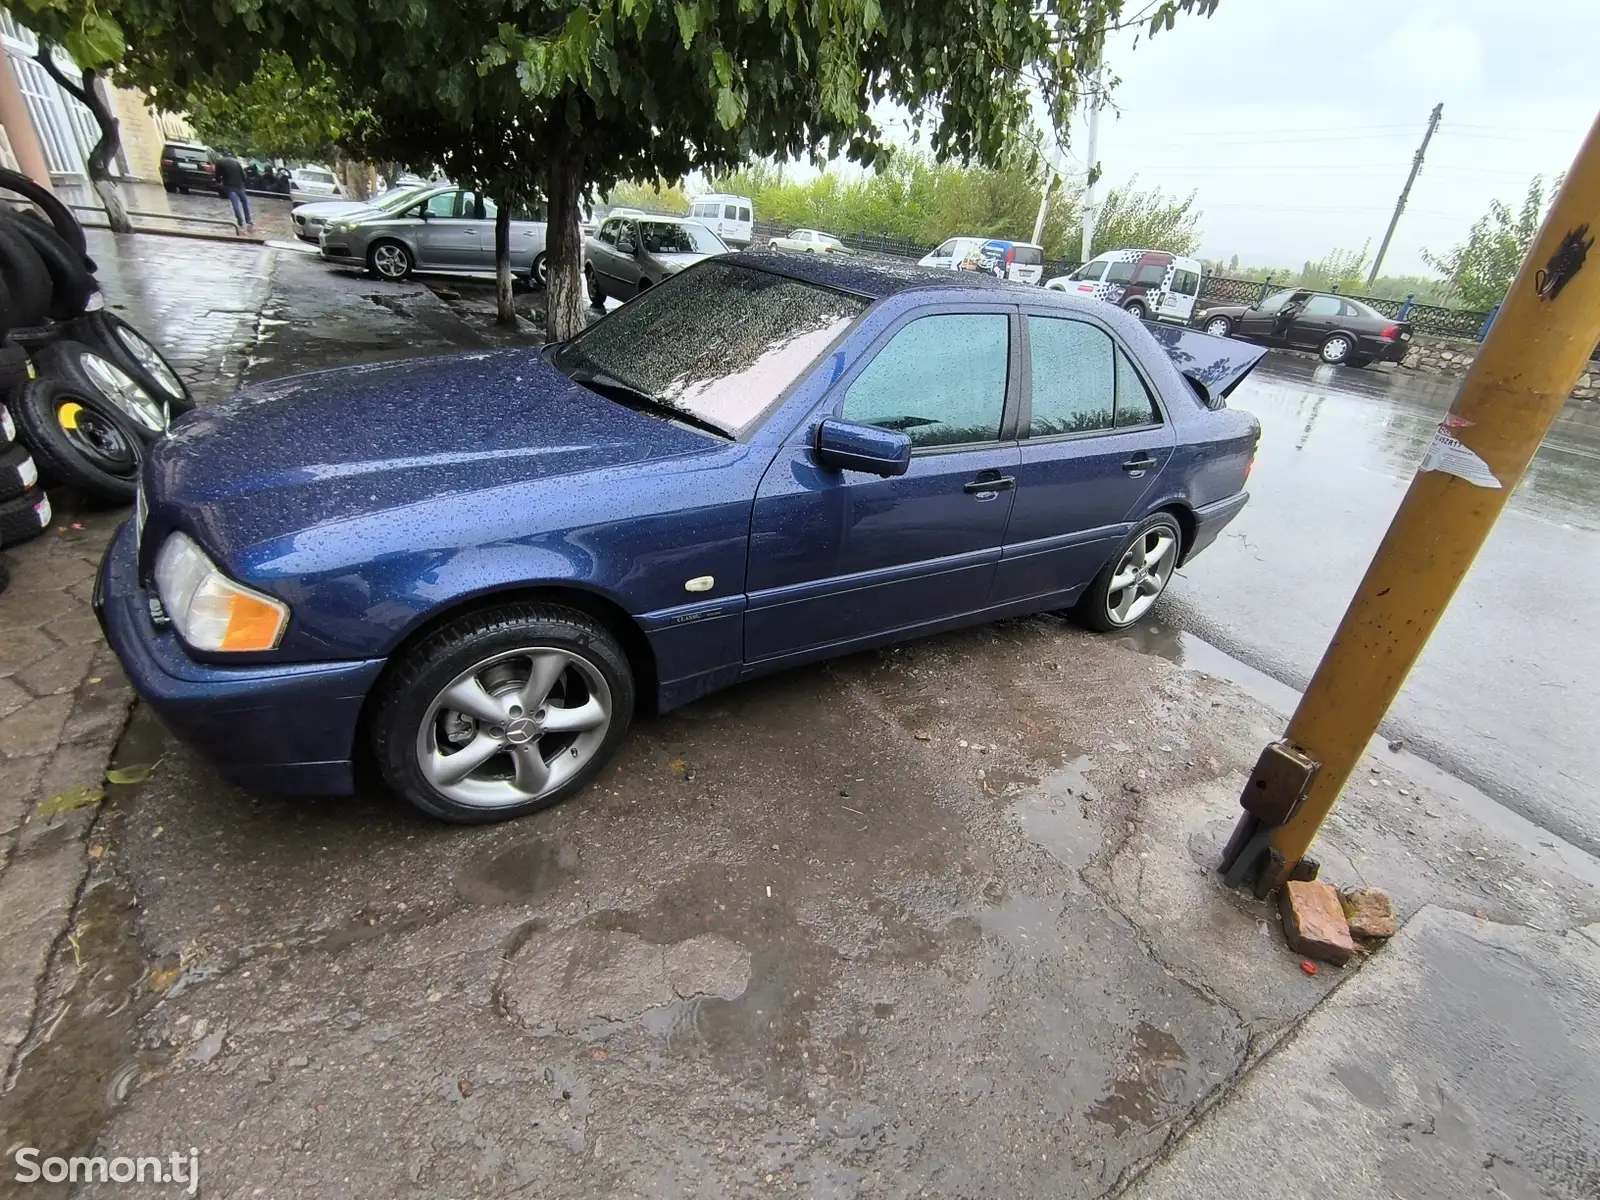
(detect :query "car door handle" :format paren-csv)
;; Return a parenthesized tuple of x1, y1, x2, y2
(963, 474, 1016, 495)
(1122, 454, 1159, 474)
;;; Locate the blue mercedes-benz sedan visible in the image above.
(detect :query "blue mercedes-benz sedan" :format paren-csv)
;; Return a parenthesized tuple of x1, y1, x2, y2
(94, 252, 1264, 823)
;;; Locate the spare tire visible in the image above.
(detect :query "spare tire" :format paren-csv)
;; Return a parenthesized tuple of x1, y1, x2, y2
(6, 213, 95, 319)
(0, 440, 37, 500)
(10, 372, 143, 502)
(73, 312, 193, 414)
(33, 339, 168, 438)
(0, 484, 50, 546)
(0, 221, 51, 329)
(0, 344, 27, 404)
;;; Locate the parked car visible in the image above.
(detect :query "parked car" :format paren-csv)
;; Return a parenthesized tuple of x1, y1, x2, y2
(319, 186, 550, 283)
(962, 239, 1046, 285)
(292, 183, 432, 243)
(584, 215, 726, 303)
(288, 165, 344, 204)
(918, 236, 987, 272)
(769, 228, 852, 255)
(1193, 288, 1414, 366)
(94, 251, 1263, 824)
(1049, 249, 1205, 324)
(687, 193, 753, 247)
(159, 141, 218, 193)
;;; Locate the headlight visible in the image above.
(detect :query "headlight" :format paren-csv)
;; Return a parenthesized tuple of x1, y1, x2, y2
(154, 532, 289, 652)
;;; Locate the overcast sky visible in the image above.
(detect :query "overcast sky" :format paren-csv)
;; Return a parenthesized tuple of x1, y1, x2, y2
(1056, 0, 1596, 274)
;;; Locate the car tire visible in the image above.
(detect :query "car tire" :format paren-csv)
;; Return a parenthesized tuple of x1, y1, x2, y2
(0, 441, 37, 501)
(6, 214, 95, 320)
(32, 341, 168, 440)
(529, 253, 548, 288)
(0, 485, 51, 548)
(636, 278, 652, 296)
(372, 602, 636, 824)
(367, 239, 413, 280)
(1203, 315, 1233, 337)
(1072, 512, 1183, 633)
(0, 553, 9, 595)
(1124, 299, 1148, 319)
(178, 186, 188, 195)
(0, 219, 53, 329)
(1347, 354, 1373, 368)
(1319, 333, 1356, 364)
(163, 182, 175, 193)
(10, 374, 144, 503)
(585, 264, 606, 307)
(74, 312, 195, 416)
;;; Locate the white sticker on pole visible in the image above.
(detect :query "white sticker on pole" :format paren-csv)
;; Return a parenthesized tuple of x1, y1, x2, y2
(1420, 424, 1502, 489)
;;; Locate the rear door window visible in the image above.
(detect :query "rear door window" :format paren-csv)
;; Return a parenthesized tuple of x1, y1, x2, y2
(1170, 269, 1199, 296)
(1301, 295, 1341, 316)
(1027, 317, 1115, 435)
(724, 204, 738, 220)
(1114, 349, 1161, 427)
(738, 206, 751, 222)
(597, 220, 618, 245)
(1133, 263, 1168, 287)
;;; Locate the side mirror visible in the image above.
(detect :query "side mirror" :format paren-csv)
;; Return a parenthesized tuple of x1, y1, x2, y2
(616, 235, 636, 255)
(813, 418, 911, 477)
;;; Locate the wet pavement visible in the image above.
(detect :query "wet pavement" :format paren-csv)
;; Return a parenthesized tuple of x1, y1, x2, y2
(1155, 353, 1600, 855)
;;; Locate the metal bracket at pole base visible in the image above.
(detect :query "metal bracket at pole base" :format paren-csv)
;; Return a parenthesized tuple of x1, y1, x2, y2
(1219, 740, 1322, 897)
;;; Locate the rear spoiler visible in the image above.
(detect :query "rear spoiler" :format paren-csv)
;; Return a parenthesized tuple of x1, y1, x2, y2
(1140, 321, 1267, 407)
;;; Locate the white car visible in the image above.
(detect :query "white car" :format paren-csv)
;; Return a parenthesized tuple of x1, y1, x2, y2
(291, 183, 432, 243)
(768, 228, 851, 255)
(288, 166, 344, 204)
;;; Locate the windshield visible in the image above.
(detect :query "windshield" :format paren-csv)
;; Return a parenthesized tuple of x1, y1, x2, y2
(550, 260, 867, 438)
(297, 169, 336, 184)
(641, 221, 725, 254)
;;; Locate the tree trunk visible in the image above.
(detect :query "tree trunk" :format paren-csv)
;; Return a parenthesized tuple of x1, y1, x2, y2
(494, 201, 516, 326)
(37, 50, 130, 232)
(543, 123, 587, 342)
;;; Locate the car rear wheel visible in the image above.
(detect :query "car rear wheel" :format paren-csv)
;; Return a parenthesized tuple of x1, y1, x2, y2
(368, 239, 413, 281)
(1347, 354, 1373, 368)
(1319, 333, 1354, 364)
(1204, 315, 1233, 337)
(1073, 513, 1182, 632)
(1124, 299, 1148, 319)
(585, 264, 606, 307)
(372, 603, 635, 824)
(529, 252, 548, 288)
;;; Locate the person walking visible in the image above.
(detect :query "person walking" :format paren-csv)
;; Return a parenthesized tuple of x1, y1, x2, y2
(214, 152, 252, 232)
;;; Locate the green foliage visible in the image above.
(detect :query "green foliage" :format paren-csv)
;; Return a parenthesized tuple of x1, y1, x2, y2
(9, 1, 125, 66)
(613, 155, 1202, 262)
(1297, 243, 1369, 293)
(184, 55, 353, 161)
(607, 177, 691, 213)
(1422, 175, 1556, 310)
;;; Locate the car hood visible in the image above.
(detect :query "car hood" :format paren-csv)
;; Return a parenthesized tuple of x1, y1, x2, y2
(1140, 321, 1269, 402)
(294, 199, 367, 219)
(650, 251, 718, 273)
(147, 348, 720, 567)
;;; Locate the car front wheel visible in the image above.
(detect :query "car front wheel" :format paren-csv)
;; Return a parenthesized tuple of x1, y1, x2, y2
(1204, 315, 1233, 337)
(1073, 513, 1182, 632)
(1319, 333, 1354, 364)
(368, 239, 413, 280)
(371, 603, 635, 824)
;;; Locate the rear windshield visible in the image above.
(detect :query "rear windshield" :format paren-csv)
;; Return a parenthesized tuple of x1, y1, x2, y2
(550, 261, 866, 438)
(1012, 246, 1044, 266)
(166, 145, 208, 162)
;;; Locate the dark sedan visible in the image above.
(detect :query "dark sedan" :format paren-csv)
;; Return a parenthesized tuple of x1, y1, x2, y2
(95, 253, 1264, 825)
(1192, 288, 1413, 367)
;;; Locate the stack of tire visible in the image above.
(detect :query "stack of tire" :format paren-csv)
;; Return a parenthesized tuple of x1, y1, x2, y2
(0, 168, 192, 595)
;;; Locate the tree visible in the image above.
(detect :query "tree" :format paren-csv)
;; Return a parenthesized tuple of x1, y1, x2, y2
(1297, 243, 1369, 293)
(11, 3, 131, 230)
(34, 0, 1217, 337)
(1076, 177, 1200, 257)
(183, 54, 352, 163)
(1422, 175, 1556, 310)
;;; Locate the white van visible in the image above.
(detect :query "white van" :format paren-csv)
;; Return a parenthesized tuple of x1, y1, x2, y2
(688, 194, 753, 247)
(1046, 248, 1206, 323)
(918, 236, 987, 271)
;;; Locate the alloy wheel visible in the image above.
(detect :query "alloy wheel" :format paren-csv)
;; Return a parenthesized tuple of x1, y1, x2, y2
(79, 352, 166, 432)
(415, 646, 613, 810)
(114, 326, 185, 400)
(372, 243, 409, 279)
(1105, 526, 1178, 626)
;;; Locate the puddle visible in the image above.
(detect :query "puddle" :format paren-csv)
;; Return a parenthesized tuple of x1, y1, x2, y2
(1088, 1021, 1190, 1133)
(454, 838, 577, 906)
(1009, 755, 1101, 873)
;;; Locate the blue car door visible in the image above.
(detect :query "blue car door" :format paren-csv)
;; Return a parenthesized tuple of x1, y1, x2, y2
(989, 310, 1177, 607)
(745, 306, 1022, 664)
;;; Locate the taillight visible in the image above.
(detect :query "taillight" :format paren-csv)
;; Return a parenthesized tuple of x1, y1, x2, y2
(1005, 247, 1017, 265)
(1380, 324, 1399, 338)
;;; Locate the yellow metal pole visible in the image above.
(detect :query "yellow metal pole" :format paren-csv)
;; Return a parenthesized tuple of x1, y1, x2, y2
(1238, 112, 1600, 891)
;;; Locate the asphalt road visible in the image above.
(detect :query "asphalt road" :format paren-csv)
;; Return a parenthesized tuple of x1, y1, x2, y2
(1155, 351, 1600, 855)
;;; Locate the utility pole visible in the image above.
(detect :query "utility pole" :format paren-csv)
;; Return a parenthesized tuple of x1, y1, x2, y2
(1079, 61, 1104, 263)
(1367, 102, 1442, 286)
(1031, 170, 1055, 246)
(1221, 112, 1600, 897)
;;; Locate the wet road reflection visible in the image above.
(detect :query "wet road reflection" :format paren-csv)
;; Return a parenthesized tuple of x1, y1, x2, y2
(1156, 352, 1600, 854)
